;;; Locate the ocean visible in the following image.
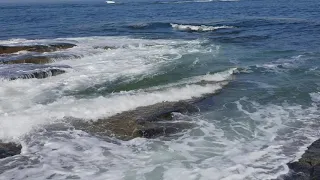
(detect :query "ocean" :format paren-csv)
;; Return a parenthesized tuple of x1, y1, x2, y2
(0, 0, 320, 179)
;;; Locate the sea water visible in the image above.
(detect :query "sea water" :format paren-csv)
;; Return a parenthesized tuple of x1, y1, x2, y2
(0, 0, 320, 179)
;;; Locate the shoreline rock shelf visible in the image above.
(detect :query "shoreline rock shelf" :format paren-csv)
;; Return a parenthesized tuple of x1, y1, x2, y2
(74, 101, 199, 140)
(2, 56, 52, 64)
(0, 42, 76, 80)
(0, 43, 76, 54)
(0, 64, 71, 80)
(281, 139, 320, 180)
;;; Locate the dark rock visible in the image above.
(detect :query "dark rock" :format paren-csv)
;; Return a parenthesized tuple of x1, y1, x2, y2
(9, 68, 66, 80)
(3, 56, 52, 64)
(73, 101, 199, 140)
(0, 142, 22, 159)
(0, 64, 71, 80)
(0, 54, 82, 65)
(93, 46, 117, 50)
(135, 122, 194, 138)
(48, 43, 76, 50)
(0, 43, 76, 54)
(313, 165, 320, 179)
(280, 139, 320, 180)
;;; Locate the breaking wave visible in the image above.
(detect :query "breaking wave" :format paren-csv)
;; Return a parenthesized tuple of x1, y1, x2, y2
(171, 23, 234, 32)
(0, 36, 226, 141)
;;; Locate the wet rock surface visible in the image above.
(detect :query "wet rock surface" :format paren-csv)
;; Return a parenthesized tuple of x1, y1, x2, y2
(0, 142, 22, 159)
(0, 64, 71, 80)
(0, 43, 76, 54)
(2, 56, 52, 64)
(73, 101, 199, 140)
(0, 54, 81, 65)
(281, 139, 320, 180)
(93, 46, 117, 50)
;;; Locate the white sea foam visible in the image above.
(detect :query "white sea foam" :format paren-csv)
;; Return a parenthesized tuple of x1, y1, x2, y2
(0, 36, 215, 109)
(147, 68, 236, 91)
(1, 36, 317, 180)
(0, 76, 230, 141)
(106, 0, 116, 4)
(252, 55, 307, 73)
(171, 23, 234, 32)
(310, 92, 320, 102)
(0, 36, 224, 141)
(1, 97, 319, 180)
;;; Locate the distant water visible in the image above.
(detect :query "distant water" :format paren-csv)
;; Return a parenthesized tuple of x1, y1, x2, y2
(1, 0, 320, 179)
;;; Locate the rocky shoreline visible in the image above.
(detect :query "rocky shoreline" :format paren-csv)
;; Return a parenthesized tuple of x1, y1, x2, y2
(1, 43, 319, 179)
(0, 43, 76, 80)
(3, 137, 320, 180)
(279, 139, 320, 180)
(0, 43, 76, 54)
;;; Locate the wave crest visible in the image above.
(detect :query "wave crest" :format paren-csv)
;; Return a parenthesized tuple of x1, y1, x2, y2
(171, 23, 234, 32)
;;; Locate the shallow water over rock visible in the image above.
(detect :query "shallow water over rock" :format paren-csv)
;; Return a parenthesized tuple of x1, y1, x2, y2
(0, 43, 76, 54)
(73, 101, 199, 140)
(0, 64, 71, 80)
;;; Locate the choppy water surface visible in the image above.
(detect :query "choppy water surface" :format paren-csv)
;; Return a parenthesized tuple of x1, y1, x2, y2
(0, 0, 320, 179)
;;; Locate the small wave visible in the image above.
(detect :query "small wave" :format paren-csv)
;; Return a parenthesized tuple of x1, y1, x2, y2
(171, 23, 234, 32)
(250, 55, 306, 73)
(0, 68, 234, 140)
(106, 0, 116, 4)
(0, 36, 221, 140)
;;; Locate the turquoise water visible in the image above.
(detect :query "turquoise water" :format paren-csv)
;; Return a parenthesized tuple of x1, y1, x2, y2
(0, 0, 320, 179)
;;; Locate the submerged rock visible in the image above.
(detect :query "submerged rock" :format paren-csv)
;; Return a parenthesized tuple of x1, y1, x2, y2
(9, 68, 66, 80)
(74, 101, 199, 140)
(93, 46, 117, 50)
(281, 139, 320, 180)
(0, 43, 76, 54)
(0, 142, 22, 159)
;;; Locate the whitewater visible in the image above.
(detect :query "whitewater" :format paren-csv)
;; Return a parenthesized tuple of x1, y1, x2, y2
(0, 35, 318, 180)
(1, 0, 320, 179)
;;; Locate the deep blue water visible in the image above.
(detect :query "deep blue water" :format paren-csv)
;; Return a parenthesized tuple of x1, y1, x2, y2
(1, 0, 320, 49)
(0, 1, 320, 180)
